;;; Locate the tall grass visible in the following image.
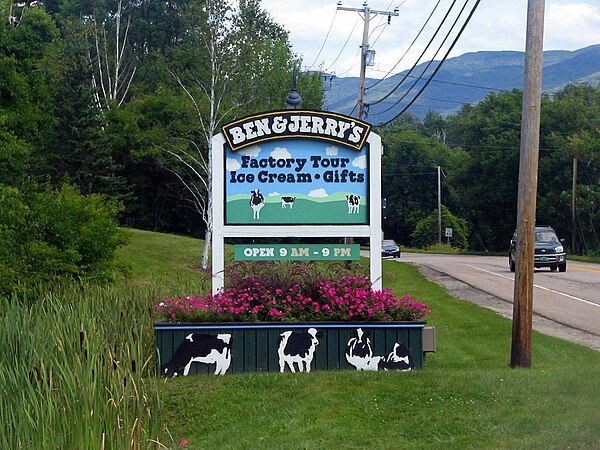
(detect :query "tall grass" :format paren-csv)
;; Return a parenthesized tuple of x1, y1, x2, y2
(0, 282, 164, 449)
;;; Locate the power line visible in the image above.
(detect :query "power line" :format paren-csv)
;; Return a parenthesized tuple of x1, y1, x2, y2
(325, 15, 361, 73)
(370, 0, 471, 114)
(367, 0, 443, 90)
(336, 2, 400, 118)
(440, 167, 489, 251)
(376, 0, 482, 127)
(369, 69, 504, 92)
(308, 7, 339, 70)
(367, 0, 460, 108)
(383, 138, 562, 153)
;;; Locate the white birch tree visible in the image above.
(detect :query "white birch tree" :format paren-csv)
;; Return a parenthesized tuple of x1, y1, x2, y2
(164, 0, 318, 270)
(87, 0, 136, 113)
(165, 0, 238, 270)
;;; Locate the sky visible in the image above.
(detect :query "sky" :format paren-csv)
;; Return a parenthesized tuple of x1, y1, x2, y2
(260, 0, 600, 79)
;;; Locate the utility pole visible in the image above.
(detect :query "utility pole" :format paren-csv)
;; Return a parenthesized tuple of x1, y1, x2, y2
(438, 165, 442, 245)
(337, 1, 398, 120)
(511, 0, 545, 369)
(572, 157, 577, 254)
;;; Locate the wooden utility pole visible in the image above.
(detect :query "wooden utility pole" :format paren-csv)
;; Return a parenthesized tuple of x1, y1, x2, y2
(572, 157, 577, 253)
(511, 0, 545, 369)
(438, 166, 442, 245)
(337, 2, 398, 120)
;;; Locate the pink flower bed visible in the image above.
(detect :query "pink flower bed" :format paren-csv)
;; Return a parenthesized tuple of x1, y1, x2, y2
(156, 275, 429, 323)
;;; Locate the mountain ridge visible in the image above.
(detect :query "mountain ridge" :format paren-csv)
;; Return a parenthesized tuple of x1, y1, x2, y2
(323, 44, 600, 124)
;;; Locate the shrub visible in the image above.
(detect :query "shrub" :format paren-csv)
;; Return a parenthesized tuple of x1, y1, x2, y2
(0, 182, 128, 297)
(156, 261, 429, 323)
(411, 205, 470, 249)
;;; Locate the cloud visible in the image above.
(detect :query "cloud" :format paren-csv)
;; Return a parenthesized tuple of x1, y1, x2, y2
(226, 158, 241, 172)
(352, 155, 367, 170)
(308, 188, 328, 198)
(270, 146, 292, 160)
(326, 146, 339, 155)
(546, 4, 600, 48)
(238, 145, 261, 157)
(261, 0, 600, 78)
(268, 192, 280, 197)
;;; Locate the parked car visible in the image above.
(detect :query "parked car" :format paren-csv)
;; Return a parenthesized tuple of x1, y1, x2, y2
(509, 225, 567, 272)
(382, 239, 401, 258)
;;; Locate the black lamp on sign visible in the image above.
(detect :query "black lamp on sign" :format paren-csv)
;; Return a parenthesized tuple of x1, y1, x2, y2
(285, 68, 303, 110)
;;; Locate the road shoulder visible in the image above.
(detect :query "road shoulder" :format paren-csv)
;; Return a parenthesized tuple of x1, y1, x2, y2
(417, 264, 600, 352)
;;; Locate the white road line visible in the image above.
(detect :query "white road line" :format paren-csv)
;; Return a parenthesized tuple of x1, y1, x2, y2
(466, 265, 600, 308)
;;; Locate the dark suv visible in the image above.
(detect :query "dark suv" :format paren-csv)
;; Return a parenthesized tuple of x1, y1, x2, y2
(509, 225, 567, 272)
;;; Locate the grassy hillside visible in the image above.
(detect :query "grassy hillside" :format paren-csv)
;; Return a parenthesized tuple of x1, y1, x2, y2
(5, 228, 597, 449)
(121, 229, 600, 449)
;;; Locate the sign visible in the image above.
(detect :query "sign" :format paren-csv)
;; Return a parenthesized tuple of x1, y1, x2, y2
(445, 228, 453, 237)
(223, 111, 372, 226)
(211, 109, 383, 294)
(222, 110, 371, 151)
(234, 244, 360, 261)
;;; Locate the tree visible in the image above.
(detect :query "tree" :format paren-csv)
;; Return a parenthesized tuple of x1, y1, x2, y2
(378, 115, 467, 247)
(163, 0, 322, 269)
(86, 0, 137, 113)
(545, 84, 600, 254)
(443, 90, 525, 251)
(411, 206, 470, 249)
(0, 5, 61, 146)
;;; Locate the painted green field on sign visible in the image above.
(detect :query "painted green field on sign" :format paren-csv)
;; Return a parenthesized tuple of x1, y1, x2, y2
(226, 196, 368, 224)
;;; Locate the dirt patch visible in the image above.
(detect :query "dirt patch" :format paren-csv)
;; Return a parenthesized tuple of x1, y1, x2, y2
(417, 265, 600, 352)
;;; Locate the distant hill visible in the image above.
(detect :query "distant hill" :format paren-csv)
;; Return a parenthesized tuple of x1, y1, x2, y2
(323, 44, 600, 124)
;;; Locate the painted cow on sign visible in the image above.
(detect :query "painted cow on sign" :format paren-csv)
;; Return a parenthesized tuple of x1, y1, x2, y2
(281, 196, 296, 209)
(345, 328, 376, 371)
(345, 328, 414, 371)
(249, 189, 265, 219)
(278, 328, 320, 373)
(378, 342, 413, 371)
(346, 194, 360, 214)
(161, 333, 231, 378)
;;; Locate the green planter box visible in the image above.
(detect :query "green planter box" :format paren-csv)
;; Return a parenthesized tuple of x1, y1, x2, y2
(155, 321, 427, 377)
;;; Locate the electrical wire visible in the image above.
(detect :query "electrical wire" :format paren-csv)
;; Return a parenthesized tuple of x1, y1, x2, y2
(371, 0, 470, 114)
(440, 167, 489, 252)
(367, 0, 459, 107)
(368, 68, 504, 91)
(376, 0, 482, 127)
(367, 0, 443, 90)
(325, 15, 361, 73)
(336, 60, 361, 77)
(367, 0, 397, 49)
(308, 7, 339, 70)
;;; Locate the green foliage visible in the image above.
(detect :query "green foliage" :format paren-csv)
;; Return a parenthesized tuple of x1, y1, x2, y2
(4, 227, 599, 448)
(0, 123, 30, 186)
(0, 182, 128, 297)
(155, 240, 600, 449)
(2, 0, 599, 256)
(379, 83, 600, 254)
(0, 282, 163, 449)
(0, 6, 62, 144)
(411, 205, 470, 249)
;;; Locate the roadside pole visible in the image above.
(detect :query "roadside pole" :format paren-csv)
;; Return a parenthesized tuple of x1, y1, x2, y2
(511, 0, 545, 368)
(337, 2, 399, 120)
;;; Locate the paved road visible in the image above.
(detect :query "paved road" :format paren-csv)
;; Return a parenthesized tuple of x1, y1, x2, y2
(390, 253, 600, 351)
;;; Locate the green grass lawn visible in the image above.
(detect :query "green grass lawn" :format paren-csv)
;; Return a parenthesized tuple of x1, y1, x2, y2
(122, 229, 600, 449)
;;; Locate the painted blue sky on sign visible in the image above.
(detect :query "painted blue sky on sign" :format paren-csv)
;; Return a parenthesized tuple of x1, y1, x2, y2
(225, 139, 368, 199)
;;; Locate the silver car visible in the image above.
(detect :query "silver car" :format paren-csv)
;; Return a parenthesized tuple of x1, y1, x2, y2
(382, 239, 401, 258)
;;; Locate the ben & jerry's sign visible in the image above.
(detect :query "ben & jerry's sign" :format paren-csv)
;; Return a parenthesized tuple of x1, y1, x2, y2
(221, 110, 372, 226)
(223, 110, 371, 151)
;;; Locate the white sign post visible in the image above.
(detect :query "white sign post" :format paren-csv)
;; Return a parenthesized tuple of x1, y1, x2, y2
(211, 110, 382, 294)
